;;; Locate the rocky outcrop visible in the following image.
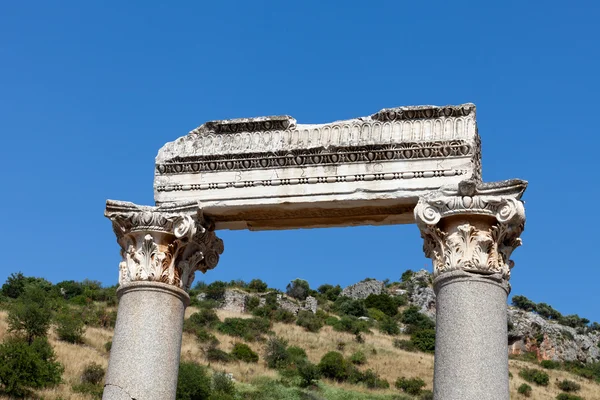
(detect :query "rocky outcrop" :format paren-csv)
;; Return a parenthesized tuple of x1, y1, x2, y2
(341, 279, 384, 300)
(203, 289, 318, 314)
(406, 270, 436, 319)
(508, 308, 600, 363)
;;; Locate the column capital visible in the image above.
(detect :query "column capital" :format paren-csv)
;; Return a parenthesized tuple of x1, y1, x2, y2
(414, 179, 526, 281)
(105, 200, 224, 291)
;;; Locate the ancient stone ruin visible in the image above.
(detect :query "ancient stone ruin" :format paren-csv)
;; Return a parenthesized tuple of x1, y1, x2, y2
(103, 104, 526, 400)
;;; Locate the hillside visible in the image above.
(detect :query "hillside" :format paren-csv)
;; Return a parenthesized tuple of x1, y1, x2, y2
(0, 272, 599, 399)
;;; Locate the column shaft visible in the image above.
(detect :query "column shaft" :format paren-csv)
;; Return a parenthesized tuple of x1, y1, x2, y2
(433, 271, 509, 400)
(103, 282, 189, 400)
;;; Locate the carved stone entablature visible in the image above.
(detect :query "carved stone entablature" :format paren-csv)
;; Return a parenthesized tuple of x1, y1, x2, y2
(153, 103, 482, 230)
(414, 179, 526, 280)
(105, 200, 224, 291)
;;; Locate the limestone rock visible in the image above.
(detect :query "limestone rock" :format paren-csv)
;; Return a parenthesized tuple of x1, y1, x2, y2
(508, 308, 600, 363)
(341, 279, 385, 300)
(221, 289, 248, 313)
(407, 270, 436, 319)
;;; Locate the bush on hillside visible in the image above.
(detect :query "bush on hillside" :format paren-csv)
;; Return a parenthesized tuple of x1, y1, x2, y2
(334, 297, 367, 317)
(297, 361, 321, 388)
(411, 329, 436, 353)
(395, 376, 426, 395)
(519, 368, 549, 386)
(518, 383, 532, 397)
(556, 394, 584, 400)
(400, 306, 435, 333)
(318, 351, 348, 381)
(364, 293, 398, 317)
(556, 379, 581, 392)
(247, 279, 268, 292)
(287, 346, 308, 364)
(0, 336, 64, 397)
(72, 362, 105, 399)
(286, 279, 310, 301)
(401, 270, 414, 282)
(273, 309, 296, 323)
(393, 339, 416, 352)
(230, 343, 259, 363)
(296, 310, 324, 332)
(217, 317, 270, 341)
(212, 371, 236, 396)
(378, 316, 400, 335)
(176, 362, 212, 400)
(205, 281, 227, 301)
(540, 359, 560, 369)
(360, 369, 389, 389)
(206, 346, 232, 363)
(244, 296, 261, 312)
(264, 336, 291, 369)
(7, 285, 53, 343)
(349, 351, 367, 365)
(55, 308, 86, 344)
(331, 315, 371, 334)
(420, 391, 434, 400)
(512, 295, 536, 312)
(317, 284, 342, 301)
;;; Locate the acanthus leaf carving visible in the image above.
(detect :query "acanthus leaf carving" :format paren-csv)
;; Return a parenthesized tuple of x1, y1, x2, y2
(106, 200, 224, 292)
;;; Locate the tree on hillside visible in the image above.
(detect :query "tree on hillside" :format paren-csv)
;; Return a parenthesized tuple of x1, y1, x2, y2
(248, 279, 268, 292)
(535, 303, 562, 320)
(286, 279, 310, 301)
(512, 295, 536, 312)
(7, 285, 53, 344)
(1, 272, 26, 298)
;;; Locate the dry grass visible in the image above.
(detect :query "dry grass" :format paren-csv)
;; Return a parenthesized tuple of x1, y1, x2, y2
(1, 307, 600, 399)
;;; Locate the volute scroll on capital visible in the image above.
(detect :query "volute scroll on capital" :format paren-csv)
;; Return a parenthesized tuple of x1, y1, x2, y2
(414, 179, 526, 281)
(105, 200, 224, 291)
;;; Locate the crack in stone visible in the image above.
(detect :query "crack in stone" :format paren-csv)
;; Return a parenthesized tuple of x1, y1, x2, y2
(104, 383, 137, 400)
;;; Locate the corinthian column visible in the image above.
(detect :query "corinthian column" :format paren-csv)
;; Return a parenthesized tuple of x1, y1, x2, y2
(414, 179, 526, 400)
(102, 201, 224, 400)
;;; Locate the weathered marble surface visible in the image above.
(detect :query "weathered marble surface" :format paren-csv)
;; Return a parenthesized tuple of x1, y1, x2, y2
(154, 104, 481, 230)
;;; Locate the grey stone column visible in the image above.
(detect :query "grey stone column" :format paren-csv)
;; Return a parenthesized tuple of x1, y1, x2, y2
(414, 180, 527, 400)
(103, 200, 224, 400)
(103, 282, 189, 400)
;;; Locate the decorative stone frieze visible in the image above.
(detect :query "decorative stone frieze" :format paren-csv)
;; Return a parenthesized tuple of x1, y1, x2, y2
(105, 200, 224, 291)
(154, 103, 482, 230)
(414, 179, 526, 280)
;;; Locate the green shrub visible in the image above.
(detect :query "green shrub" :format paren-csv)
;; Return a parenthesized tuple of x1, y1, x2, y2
(72, 362, 105, 399)
(395, 376, 426, 395)
(519, 368, 549, 386)
(411, 329, 436, 353)
(297, 361, 321, 388)
(248, 279, 268, 292)
(177, 362, 212, 400)
(367, 308, 387, 321)
(364, 293, 398, 317)
(205, 281, 227, 301)
(217, 317, 270, 341)
(317, 284, 342, 301)
(55, 308, 86, 344)
(206, 346, 232, 363)
(555, 394, 584, 400)
(104, 341, 112, 352)
(264, 336, 290, 369)
(518, 383, 532, 397)
(401, 270, 414, 282)
(273, 309, 296, 323)
(251, 306, 272, 319)
(212, 371, 236, 395)
(400, 306, 435, 333)
(195, 328, 219, 345)
(349, 351, 367, 365)
(331, 315, 371, 334)
(286, 279, 310, 300)
(287, 346, 308, 363)
(556, 379, 581, 392)
(184, 309, 220, 335)
(230, 343, 258, 363)
(296, 310, 324, 332)
(245, 296, 261, 312)
(0, 336, 64, 397)
(318, 351, 348, 381)
(420, 390, 434, 400)
(7, 285, 53, 343)
(80, 362, 105, 385)
(1, 272, 27, 298)
(325, 316, 339, 326)
(335, 297, 367, 317)
(512, 295, 536, 311)
(360, 369, 389, 389)
(540, 359, 560, 369)
(379, 317, 400, 335)
(393, 339, 416, 352)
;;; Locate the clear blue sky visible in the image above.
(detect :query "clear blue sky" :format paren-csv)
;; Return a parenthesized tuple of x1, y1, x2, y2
(1, 2, 598, 321)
